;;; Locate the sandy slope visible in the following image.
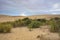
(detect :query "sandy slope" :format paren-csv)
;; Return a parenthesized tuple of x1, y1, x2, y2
(0, 26, 59, 40)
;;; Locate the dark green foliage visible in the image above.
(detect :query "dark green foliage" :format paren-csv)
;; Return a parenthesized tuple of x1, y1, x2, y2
(22, 17, 32, 26)
(28, 21, 41, 28)
(36, 19, 46, 22)
(0, 23, 12, 33)
(36, 19, 41, 21)
(22, 17, 29, 21)
(36, 19, 47, 25)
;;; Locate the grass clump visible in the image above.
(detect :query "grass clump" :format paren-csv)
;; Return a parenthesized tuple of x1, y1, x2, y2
(0, 23, 12, 33)
(13, 19, 25, 27)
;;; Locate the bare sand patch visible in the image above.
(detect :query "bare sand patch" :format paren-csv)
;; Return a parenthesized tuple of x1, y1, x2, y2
(0, 26, 59, 40)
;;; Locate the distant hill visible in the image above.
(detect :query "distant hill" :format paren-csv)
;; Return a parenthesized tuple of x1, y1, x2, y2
(28, 15, 60, 19)
(0, 14, 60, 22)
(0, 15, 25, 22)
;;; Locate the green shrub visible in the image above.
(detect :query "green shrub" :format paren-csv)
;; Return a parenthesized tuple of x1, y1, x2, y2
(22, 17, 32, 26)
(36, 19, 47, 25)
(0, 23, 12, 33)
(49, 18, 60, 33)
(28, 21, 41, 28)
(22, 17, 29, 21)
(36, 19, 46, 22)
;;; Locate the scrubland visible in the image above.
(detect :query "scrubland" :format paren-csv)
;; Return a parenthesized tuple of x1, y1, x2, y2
(0, 15, 60, 40)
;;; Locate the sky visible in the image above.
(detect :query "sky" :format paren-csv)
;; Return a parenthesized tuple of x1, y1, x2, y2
(0, 0, 60, 16)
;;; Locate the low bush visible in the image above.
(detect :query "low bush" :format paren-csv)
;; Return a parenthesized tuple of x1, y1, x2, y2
(22, 17, 29, 21)
(36, 19, 47, 25)
(22, 17, 32, 26)
(36, 19, 46, 22)
(0, 23, 12, 33)
(12, 19, 25, 27)
(28, 21, 41, 29)
(49, 18, 60, 33)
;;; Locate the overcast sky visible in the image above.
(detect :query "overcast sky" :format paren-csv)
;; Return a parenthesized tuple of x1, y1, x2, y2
(0, 0, 60, 16)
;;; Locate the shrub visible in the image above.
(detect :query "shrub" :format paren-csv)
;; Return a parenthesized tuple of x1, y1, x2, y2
(0, 23, 12, 33)
(49, 18, 60, 33)
(22, 17, 32, 26)
(54, 17, 60, 21)
(28, 21, 41, 29)
(13, 19, 24, 27)
(36, 19, 47, 25)
(36, 19, 46, 22)
(22, 17, 29, 21)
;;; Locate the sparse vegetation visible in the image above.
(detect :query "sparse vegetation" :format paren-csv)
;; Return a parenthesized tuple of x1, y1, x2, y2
(0, 17, 60, 34)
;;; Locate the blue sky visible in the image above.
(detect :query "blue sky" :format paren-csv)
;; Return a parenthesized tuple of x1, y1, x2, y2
(0, 0, 60, 16)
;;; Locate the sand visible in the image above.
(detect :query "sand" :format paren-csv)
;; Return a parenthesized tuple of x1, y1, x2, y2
(0, 26, 59, 40)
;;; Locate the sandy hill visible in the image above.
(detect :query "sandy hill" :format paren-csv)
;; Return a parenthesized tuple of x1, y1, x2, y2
(28, 15, 60, 19)
(0, 15, 25, 22)
(0, 15, 60, 22)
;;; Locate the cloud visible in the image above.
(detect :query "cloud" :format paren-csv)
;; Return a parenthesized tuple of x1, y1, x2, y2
(0, 0, 60, 16)
(49, 9, 60, 12)
(52, 13, 57, 15)
(53, 3, 59, 9)
(20, 12, 26, 16)
(49, 3, 60, 12)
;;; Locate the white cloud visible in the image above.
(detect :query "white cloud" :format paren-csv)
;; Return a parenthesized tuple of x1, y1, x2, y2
(53, 3, 59, 9)
(20, 12, 26, 16)
(52, 13, 57, 15)
(50, 3, 60, 12)
(49, 9, 60, 11)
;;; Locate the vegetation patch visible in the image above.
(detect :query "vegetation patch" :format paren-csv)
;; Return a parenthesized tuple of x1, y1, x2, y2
(49, 17, 60, 33)
(0, 23, 12, 33)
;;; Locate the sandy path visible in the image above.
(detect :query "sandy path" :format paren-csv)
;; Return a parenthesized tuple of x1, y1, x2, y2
(0, 26, 59, 40)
